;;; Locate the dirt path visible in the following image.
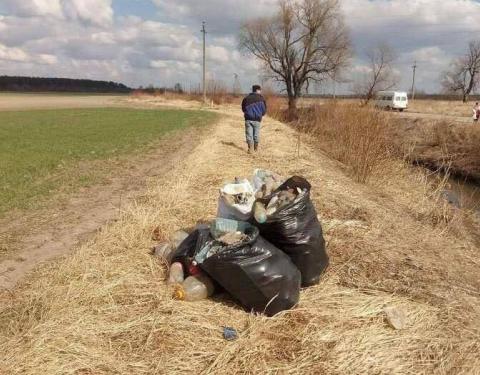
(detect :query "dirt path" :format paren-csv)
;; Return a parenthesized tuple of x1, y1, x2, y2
(0, 126, 206, 290)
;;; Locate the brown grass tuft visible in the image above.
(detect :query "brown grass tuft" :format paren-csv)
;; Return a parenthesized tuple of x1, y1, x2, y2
(295, 103, 391, 183)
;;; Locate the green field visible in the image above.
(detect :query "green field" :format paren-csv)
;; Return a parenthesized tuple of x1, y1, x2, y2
(0, 107, 215, 214)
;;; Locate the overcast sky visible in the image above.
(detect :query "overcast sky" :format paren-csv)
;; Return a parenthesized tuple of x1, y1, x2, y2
(1, 0, 479, 93)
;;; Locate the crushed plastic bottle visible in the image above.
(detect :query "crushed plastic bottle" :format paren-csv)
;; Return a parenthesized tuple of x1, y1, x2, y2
(253, 202, 267, 224)
(173, 274, 215, 301)
(153, 242, 175, 263)
(167, 262, 185, 285)
(172, 230, 189, 248)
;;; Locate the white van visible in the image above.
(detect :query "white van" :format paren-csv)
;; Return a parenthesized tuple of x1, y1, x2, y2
(375, 91, 408, 111)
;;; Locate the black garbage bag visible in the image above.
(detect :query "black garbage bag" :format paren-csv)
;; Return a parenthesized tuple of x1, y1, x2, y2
(172, 220, 301, 316)
(253, 176, 329, 287)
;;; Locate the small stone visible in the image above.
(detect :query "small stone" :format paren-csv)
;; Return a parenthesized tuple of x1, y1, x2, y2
(383, 306, 408, 330)
(172, 230, 189, 248)
(223, 327, 238, 341)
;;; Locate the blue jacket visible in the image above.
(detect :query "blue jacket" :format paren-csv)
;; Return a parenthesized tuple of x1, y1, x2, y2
(242, 93, 267, 122)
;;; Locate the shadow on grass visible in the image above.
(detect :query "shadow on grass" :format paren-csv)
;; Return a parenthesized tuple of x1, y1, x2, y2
(220, 140, 245, 152)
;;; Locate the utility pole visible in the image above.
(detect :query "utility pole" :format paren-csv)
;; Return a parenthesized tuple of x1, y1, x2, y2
(233, 73, 241, 96)
(411, 61, 417, 101)
(332, 71, 337, 100)
(201, 21, 207, 104)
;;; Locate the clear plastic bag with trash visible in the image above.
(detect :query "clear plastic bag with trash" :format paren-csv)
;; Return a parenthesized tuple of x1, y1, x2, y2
(217, 170, 285, 221)
(217, 178, 256, 221)
(252, 169, 285, 199)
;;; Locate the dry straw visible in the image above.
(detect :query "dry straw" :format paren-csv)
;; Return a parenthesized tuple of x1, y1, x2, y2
(1, 101, 479, 374)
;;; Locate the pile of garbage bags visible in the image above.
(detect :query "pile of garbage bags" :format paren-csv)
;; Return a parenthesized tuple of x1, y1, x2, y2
(155, 169, 329, 317)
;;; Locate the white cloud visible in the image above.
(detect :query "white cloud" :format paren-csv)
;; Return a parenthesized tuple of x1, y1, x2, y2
(62, 0, 113, 26)
(2, 0, 63, 18)
(207, 46, 229, 63)
(2, 0, 113, 26)
(342, 0, 480, 92)
(0, 44, 30, 62)
(38, 54, 58, 65)
(401, 47, 450, 67)
(0, 43, 58, 65)
(152, 0, 277, 34)
(1, 0, 480, 92)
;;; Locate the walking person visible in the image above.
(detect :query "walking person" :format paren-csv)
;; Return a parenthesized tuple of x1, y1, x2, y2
(473, 102, 479, 122)
(241, 85, 267, 153)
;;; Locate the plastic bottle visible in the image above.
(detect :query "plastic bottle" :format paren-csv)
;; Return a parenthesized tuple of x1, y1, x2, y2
(172, 230, 189, 248)
(153, 242, 175, 263)
(167, 262, 185, 285)
(254, 202, 267, 224)
(173, 274, 215, 301)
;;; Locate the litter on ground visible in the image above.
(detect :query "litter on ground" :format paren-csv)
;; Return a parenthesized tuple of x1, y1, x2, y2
(222, 327, 238, 341)
(153, 169, 329, 316)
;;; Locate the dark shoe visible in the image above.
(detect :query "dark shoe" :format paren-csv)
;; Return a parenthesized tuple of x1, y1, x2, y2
(254, 143, 259, 152)
(247, 142, 253, 154)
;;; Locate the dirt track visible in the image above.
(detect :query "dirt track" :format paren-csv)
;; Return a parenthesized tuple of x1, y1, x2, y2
(396, 110, 472, 123)
(0, 95, 206, 290)
(0, 125, 206, 290)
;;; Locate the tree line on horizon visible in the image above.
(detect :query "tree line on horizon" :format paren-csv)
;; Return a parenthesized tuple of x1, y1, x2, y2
(0, 76, 132, 93)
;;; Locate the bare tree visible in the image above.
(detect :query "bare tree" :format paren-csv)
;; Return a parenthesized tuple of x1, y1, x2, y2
(353, 43, 397, 105)
(239, 0, 351, 117)
(173, 83, 184, 93)
(441, 41, 480, 102)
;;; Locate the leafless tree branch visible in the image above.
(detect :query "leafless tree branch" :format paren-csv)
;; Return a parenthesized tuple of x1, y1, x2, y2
(353, 43, 398, 105)
(239, 0, 351, 117)
(440, 41, 480, 102)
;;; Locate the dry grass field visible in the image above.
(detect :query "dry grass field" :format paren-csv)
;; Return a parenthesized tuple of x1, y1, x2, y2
(295, 97, 475, 120)
(408, 99, 475, 118)
(0, 97, 479, 374)
(0, 93, 126, 111)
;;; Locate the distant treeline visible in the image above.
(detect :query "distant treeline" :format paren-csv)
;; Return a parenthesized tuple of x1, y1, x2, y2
(0, 76, 132, 93)
(135, 83, 185, 95)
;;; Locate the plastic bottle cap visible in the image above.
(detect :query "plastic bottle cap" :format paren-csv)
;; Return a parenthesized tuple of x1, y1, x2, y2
(188, 264, 202, 276)
(173, 286, 186, 301)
